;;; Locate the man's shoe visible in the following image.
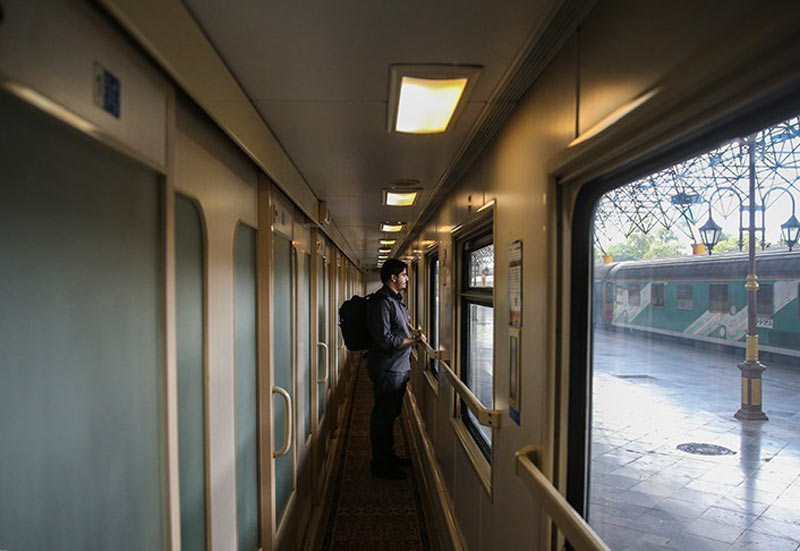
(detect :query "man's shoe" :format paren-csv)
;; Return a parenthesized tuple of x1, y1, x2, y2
(390, 454, 412, 468)
(371, 464, 408, 480)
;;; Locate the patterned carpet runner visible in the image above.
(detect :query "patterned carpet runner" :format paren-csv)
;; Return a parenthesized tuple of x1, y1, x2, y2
(321, 362, 436, 550)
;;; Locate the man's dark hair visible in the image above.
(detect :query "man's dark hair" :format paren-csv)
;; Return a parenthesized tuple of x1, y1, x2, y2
(380, 258, 407, 284)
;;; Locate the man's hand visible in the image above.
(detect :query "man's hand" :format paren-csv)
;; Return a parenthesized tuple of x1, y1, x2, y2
(416, 332, 427, 345)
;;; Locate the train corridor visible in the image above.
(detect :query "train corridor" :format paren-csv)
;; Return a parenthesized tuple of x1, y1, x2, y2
(4, 1, 800, 550)
(317, 356, 438, 551)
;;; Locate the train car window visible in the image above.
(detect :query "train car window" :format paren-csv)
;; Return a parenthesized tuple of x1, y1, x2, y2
(459, 231, 494, 459)
(651, 283, 665, 307)
(428, 251, 440, 376)
(584, 111, 800, 549)
(677, 283, 694, 310)
(709, 283, 729, 313)
(628, 284, 641, 306)
(757, 282, 774, 315)
(413, 260, 420, 327)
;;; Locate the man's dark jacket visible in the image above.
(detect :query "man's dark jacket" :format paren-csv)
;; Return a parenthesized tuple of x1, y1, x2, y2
(366, 285, 412, 374)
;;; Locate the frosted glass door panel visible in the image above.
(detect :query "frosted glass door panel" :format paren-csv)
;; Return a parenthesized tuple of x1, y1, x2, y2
(235, 224, 259, 551)
(175, 194, 207, 550)
(0, 92, 165, 549)
(273, 235, 294, 525)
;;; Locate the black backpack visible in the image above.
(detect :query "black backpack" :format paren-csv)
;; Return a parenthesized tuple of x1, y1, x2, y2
(338, 294, 374, 351)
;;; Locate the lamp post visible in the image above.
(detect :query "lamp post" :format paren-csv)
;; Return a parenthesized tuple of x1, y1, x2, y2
(735, 134, 768, 421)
(698, 137, 770, 420)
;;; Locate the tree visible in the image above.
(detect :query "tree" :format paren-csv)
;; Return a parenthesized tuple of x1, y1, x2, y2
(712, 233, 747, 254)
(597, 227, 688, 263)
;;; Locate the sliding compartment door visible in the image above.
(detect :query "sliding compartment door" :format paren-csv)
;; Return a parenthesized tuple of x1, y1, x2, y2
(0, 92, 166, 550)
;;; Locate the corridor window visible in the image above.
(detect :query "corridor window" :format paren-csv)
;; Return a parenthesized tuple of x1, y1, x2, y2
(459, 231, 494, 460)
(584, 111, 800, 549)
(414, 261, 421, 327)
(428, 252, 440, 376)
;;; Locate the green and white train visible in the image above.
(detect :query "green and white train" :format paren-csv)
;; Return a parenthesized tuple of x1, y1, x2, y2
(594, 250, 800, 358)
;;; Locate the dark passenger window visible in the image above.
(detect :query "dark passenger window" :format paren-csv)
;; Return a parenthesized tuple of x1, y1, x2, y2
(677, 284, 694, 310)
(651, 283, 665, 307)
(709, 283, 729, 313)
(757, 283, 774, 315)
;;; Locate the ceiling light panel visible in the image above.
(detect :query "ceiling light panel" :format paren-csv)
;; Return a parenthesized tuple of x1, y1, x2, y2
(396, 77, 466, 133)
(381, 222, 404, 232)
(386, 65, 481, 135)
(383, 188, 420, 207)
(379, 239, 396, 246)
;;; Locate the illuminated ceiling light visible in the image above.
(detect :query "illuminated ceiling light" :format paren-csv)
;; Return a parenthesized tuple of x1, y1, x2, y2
(383, 188, 421, 207)
(387, 65, 481, 134)
(381, 222, 404, 232)
(379, 239, 396, 246)
(569, 88, 659, 147)
(421, 240, 436, 247)
(378, 248, 392, 254)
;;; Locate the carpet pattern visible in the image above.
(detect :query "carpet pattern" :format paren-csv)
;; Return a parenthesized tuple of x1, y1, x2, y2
(321, 362, 435, 551)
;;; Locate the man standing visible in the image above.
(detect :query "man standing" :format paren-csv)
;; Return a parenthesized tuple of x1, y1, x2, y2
(366, 258, 424, 479)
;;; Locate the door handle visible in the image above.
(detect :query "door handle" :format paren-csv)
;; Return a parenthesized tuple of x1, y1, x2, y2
(316, 342, 329, 385)
(272, 386, 293, 458)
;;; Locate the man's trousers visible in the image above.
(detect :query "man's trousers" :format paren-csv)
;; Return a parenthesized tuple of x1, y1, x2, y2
(367, 366, 409, 468)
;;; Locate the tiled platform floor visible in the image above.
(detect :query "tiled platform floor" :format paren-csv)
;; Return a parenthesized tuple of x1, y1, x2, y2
(589, 330, 800, 550)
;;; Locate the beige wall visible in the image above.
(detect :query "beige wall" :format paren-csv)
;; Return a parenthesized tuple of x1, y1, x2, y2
(402, 1, 799, 549)
(0, 0, 170, 169)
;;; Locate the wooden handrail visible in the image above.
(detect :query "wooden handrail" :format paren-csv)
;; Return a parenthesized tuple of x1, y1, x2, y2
(415, 336, 501, 428)
(515, 445, 610, 551)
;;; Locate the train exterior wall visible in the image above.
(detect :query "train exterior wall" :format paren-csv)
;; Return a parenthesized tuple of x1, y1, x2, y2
(604, 272, 800, 356)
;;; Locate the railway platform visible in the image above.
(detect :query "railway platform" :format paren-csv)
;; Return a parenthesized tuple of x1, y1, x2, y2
(590, 329, 800, 550)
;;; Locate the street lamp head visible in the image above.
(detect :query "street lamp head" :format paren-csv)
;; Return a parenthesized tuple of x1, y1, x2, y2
(781, 214, 800, 251)
(699, 215, 722, 254)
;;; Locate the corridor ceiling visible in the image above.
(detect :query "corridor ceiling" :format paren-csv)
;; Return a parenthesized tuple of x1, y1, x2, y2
(181, 0, 574, 267)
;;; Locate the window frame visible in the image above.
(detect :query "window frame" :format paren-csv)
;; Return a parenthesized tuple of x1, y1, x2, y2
(454, 212, 495, 470)
(427, 249, 441, 379)
(565, 94, 800, 519)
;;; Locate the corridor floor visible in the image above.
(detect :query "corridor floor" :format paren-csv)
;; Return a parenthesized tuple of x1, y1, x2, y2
(321, 361, 437, 551)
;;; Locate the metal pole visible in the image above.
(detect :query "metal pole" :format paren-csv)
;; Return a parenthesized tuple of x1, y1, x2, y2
(735, 134, 768, 421)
